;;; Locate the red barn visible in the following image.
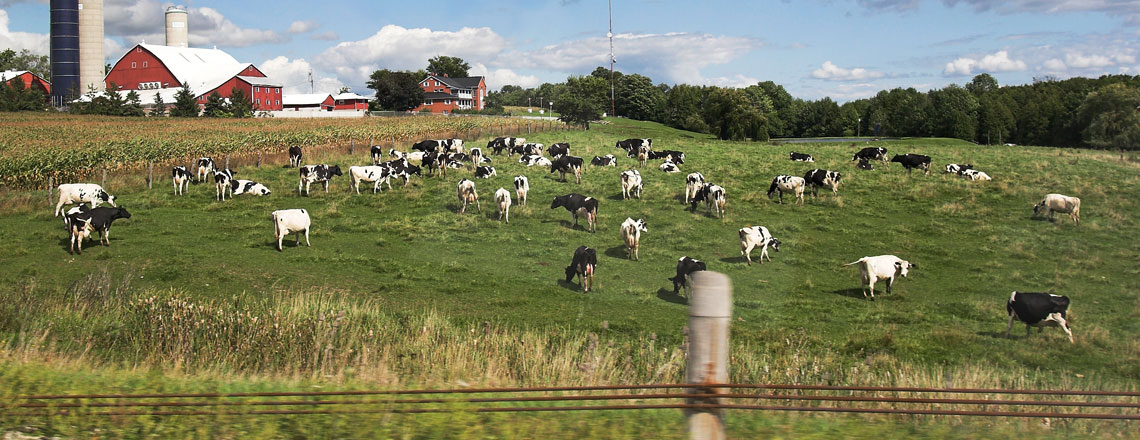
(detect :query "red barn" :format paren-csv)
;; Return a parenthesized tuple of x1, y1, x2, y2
(283, 93, 334, 111)
(415, 74, 486, 113)
(1, 70, 51, 95)
(333, 92, 370, 111)
(104, 43, 282, 112)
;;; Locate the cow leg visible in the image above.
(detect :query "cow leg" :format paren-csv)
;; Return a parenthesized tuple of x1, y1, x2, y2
(475, 199, 481, 213)
(1005, 313, 1017, 338)
(1026, 325, 1032, 338)
(505, 206, 509, 224)
(324, 181, 329, 193)
(886, 277, 893, 294)
(1056, 316, 1074, 343)
(742, 242, 753, 265)
(761, 245, 769, 263)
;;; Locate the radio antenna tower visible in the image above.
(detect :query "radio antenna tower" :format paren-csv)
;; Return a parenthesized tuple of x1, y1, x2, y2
(308, 70, 314, 93)
(608, 0, 616, 117)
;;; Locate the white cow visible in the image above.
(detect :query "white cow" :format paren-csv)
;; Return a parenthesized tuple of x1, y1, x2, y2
(685, 173, 705, 205)
(231, 180, 271, 196)
(844, 255, 915, 300)
(457, 179, 480, 214)
(513, 176, 529, 206)
(620, 217, 648, 261)
(767, 175, 805, 205)
(659, 160, 680, 173)
(272, 209, 311, 252)
(349, 165, 392, 194)
(961, 169, 991, 181)
(1033, 193, 1081, 226)
(739, 226, 780, 265)
(495, 187, 512, 223)
(54, 183, 116, 216)
(620, 170, 642, 199)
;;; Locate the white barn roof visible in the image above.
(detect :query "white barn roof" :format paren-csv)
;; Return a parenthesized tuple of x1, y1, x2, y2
(334, 92, 371, 101)
(283, 93, 333, 106)
(1, 70, 31, 81)
(116, 44, 278, 97)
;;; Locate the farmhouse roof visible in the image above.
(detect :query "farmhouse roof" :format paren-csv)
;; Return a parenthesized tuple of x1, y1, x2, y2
(424, 91, 459, 100)
(333, 92, 371, 101)
(425, 75, 484, 90)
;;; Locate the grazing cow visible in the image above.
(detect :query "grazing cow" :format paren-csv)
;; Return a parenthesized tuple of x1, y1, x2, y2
(272, 209, 311, 252)
(690, 184, 725, 217)
(457, 179, 480, 213)
(789, 152, 814, 162)
(803, 169, 842, 196)
(470, 147, 485, 166)
(944, 163, 973, 175)
(738, 225, 780, 265)
(385, 160, 421, 187)
(652, 150, 686, 164)
(961, 169, 991, 181)
(550, 156, 584, 184)
(844, 255, 915, 300)
(299, 164, 343, 195)
(620, 170, 642, 200)
(669, 256, 707, 296)
(288, 146, 303, 167)
(66, 215, 95, 255)
(890, 154, 932, 175)
(214, 168, 235, 201)
(487, 137, 507, 155)
(54, 183, 116, 216)
(591, 155, 617, 167)
(550, 193, 598, 232)
(852, 147, 888, 164)
(370, 146, 386, 165)
(1006, 291, 1074, 343)
(620, 217, 648, 261)
(195, 157, 216, 182)
(349, 165, 392, 194)
(513, 175, 529, 206)
(685, 173, 706, 205)
(475, 166, 497, 179)
(856, 158, 874, 170)
(68, 206, 132, 247)
(659, 160, 680, 173)
(172, 166, 191, 195)
(412, 138, 463, 154)
(767, 175, 806, 205)
(548, 142, 570, 158)
(495, 187, 512, 223)
(564, 245, 598, 292)
(616, 138, 651, 157)
(637, 145, 650, 167)
(230, 179, 271, 196)
(1033, 194, 1081, 226)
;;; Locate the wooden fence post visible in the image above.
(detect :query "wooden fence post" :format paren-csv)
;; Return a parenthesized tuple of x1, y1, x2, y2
(147, 162, 153, 189)
(48, 176, 53, 205)
(350, 138, 355, 155)
(225, 156, 230, 170)
(685, 271, 732, 440)
(101, 168, 107, 188)
(257, 152, 262, 168)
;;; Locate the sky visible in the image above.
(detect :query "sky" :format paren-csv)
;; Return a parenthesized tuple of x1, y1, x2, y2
(2, 0, 1139, 101)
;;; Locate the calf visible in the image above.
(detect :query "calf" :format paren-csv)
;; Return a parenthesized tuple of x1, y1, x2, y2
(457, 179, 480, 213)
(944, 163, 973, 175)
(550, 156, 584, 184)
(616, 138, 651, 157)
(669, 256, 706, 296)
(890, 154, 932, 175)
(66, 214, 95, 255)
(349, 165, 391, 194)
(299, 164, 343, 195)
(550, 193, 598, 232)
(767, 175, 805, 205)
(513, 175, 529, 206)
(548, 142, 570, 158)
(564, 246, 598, 292)
(494, 187, 512, 223)
(789, 152, 814, 162)
(844, 255, 915, 300)
(591, 155, 617, 167)
(214, 168, 235, 201)
(856, 158, 874, 170)
(54, 183, 116, 216)
(961, 169, 991, 181)
(475, 166, 497, 179)
(231, 179, 271, 196)
(172, 166, 191, 195)
(272, 209, 311, 252)
(690, 184, 725, 218)
(803, 169, 842, 196)
(739, 225, 780, 265)
(288, 146, 303, 167)
(196, 157, 216, 182)
(1006, 291, 1074, 343)
(620, 170, 642, 200)
(685, 173, 706, 205)
(69, 206, 132, 247)
(1033, 194, 1081, 226)
(370, 145, 386, 165)
(852, 147, 888, 164)
(620, 217, 648, 261)
(659, 160, 680, 173)
(384, 159, 421, 187)
(637, 145, 650, 167)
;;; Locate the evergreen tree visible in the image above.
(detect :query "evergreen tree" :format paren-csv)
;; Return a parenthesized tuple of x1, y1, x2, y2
(149, 92, 166, 116)
(169, 83, 199, 117)
(229, 87, 253, 118)
(203, 91, 230, 117)
(122, 90, 145, 116)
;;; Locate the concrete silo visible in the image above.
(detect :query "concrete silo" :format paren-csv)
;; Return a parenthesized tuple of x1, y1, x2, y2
(49, 0, 80, 106)
(165, 6, 189, 48)
(78, 0, 104, 95)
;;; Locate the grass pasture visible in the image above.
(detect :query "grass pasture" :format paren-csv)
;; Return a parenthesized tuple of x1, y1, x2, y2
(1, 117, 1139, 438)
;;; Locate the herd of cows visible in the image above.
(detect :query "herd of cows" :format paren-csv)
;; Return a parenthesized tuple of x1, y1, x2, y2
(45, 135, 1084, 344)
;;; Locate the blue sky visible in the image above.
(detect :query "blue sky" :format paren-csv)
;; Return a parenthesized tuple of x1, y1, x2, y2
(2, 0, 1139, 100)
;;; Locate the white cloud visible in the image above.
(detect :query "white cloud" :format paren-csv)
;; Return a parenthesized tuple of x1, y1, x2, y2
(811, 61, 886, 81)
(310, 31, 339, 41)
(701, 74, 762, 88)
(259, 56, 344, 95)
(315, 25, 508, 86)
(469, 63, 541, 90)
(189, 7, 285, 47)
(943, 50, 1027, 76)
(1042, 58, 1067, 71)
(103, 1, 285, 48)
(1064, 52, 1114, 68)
(941, 0, 1140, 25)
(287, 21, 318, 34)
(0, 9, 48, 54)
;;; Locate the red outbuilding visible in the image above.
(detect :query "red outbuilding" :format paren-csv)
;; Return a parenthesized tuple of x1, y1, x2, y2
(415, 74, 486, 113)
(1, 70, 51, 95)
(333, 92, 370, 111)
(283, 93, 335, 111)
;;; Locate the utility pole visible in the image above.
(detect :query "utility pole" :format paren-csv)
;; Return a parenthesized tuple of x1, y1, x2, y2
(308, 69, 314, 94)
(609, 0, 616, 118)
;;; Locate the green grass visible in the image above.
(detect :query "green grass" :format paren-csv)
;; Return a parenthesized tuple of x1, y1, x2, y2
(1, 117, 1139, 437)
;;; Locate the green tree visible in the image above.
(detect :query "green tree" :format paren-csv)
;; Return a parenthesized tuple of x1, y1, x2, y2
(702, 87, 768, 141)
(149, 92, 166, 116)
(0, 77, 47, 112)
(203, 91, 230, 117)
(977, 95, 1014, 145)
(426, 56, 470, 78)
(929, 84, 979, 141)
(229, 87, 253, 118)
(367, 69, 425, 111)
(615, 73, 664, 121)
(966, 73, 999, 95)
(0, 49, 51, 80)
(337, 86, 351, 94)
(1077, 83, 1140, 150)
(556, 76, 605, 129)
(121, 90, 145, 116)
(663, 84, 708, 133)
(169, 83, 199, 117)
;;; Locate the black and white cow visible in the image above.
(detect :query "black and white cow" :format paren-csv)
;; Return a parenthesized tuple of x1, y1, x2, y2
(230, 179, 271, 196)
(844, 255, 915, 300)
(370, 145, 386, 165)
(448, 152, 472, 166)
(564, 245, 598, 292)
(385, 159, 421, 186)
(803, 169, 842, 196)
(68, 206, 131, 248)
(513, 175, 529, 206)
(651, 150, 686, 164)
(550, 193, 598, 232)
(214, 168, 235, 201)
(620, 217, 648, 261)
(54, 183, 116, 216)
(457, 178, 480, 213)
(522, 143, 544, 157)
(520, 155, 552, 167)
(195, 157, 216, 182)
(767, 175, 806, 205)
(944, 163, 973, 175)
(299, 164, 343, 195)
(890, 154, 932, 175)
(851, 147, 888, 164)
(620, 170, 642, 200)
(1006, 291, 1074, 343)
(669, 256, 707, 296)
(685, 173, 705, 205)
(659, 160, 680, 173)
(550, 156, 584, 184)
(856, 158, 874, 170)
(66, 214, 95, 255)
(475, 166, 497, 179)
(690, 183, 725, 217)
(487, 137, 508, 155)
(616, 138, 651, 157)
(548, 142, 570, 158)
(288, 146, 303, 167)
(789, 152, 814, 162)
(470, 147, 486, 166)
(739, 226, 779, 265)
(412, 138, 462, 153)
(591, 155, 617, 166)
(349, 165, 391, 194)
(172, 166, 191, 195)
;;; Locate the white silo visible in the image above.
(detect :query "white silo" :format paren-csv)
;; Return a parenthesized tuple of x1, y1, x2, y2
(77, 0, 104, 94)
(165, 6, 188, 48)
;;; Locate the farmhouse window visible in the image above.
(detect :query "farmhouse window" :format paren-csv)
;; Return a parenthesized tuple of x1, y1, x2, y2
(444, 100, 450, 105)
(255, 87, 259, 93)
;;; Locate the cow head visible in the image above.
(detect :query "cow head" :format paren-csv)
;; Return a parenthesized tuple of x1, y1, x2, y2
(99, 191, 117, 207)
(1033, 200, 1047, 216)
(115, 207, 132, 220)
(768, 237, 781, 252)
(633, 219, 647, 233)
(895, 260, 914, 277)
(407, 165, 422, 176)
(889, 154, 906, 163)
(259, 185, 271, 196)
(564, 264, 577, 283)
(550, 195, 567, 210)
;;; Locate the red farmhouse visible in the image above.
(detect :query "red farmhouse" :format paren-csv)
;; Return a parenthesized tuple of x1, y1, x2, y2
(416, 74, 486, 113)
(1, 70, 51, 95)
(105, 43, 282, 111)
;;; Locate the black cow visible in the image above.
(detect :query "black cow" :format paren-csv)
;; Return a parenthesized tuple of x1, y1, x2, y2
(856, 158, 874, 170)
(789, 152, 814, 162)
(288, 146, 303, 167)
(487, 137, 508, 155)
(474, 166, 497, 179)
(1006, 291, 1074, 343)
(370, 145, 385, 165)
(852, 147, 888, 164)
(385, 159, 421, 186)
(548, 142, 570, 158)
(69, 206, 132, 248)
(890, 154, 932, 175)
(669, 256, 707, 296)
(564, 245, 597, 292)
(616, 138, 651, 156)
(550, 155, 584, 184)
(649, 150, 685, 164)
(412, 139, 457, 153)
(803, 169, 842, 196)
(214, 168, 236, 200)
(299, 164, 343, 195)
(591, 155, 617, 166)
(550, 193, 598, 232)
